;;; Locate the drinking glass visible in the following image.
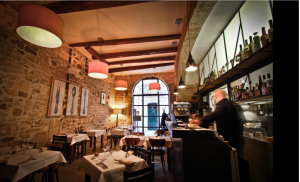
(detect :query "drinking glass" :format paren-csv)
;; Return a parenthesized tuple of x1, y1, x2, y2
(22, 140, 29, 148)
(103, 147, 107, 155)
(28, 140, 35, 149)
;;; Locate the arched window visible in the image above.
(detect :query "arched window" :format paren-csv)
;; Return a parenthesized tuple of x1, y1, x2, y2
(132, 77, 169, 135)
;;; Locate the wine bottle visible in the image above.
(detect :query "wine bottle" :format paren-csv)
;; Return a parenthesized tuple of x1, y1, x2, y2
(258, 76, 262, 96)
(214, 69, 217, 79)
(254, 83, 258, 96)
(253, 32, 262, 52)
(260, 27, 269, 47)
(262, 75, 267, 95)
(266, 73, 273, 87)
(268, 19, 273, 42)
(245, 87, 249, 98)
(249, 36, 256, 54)
(243, 39, 252, 58)
(238, 44, 245, 63)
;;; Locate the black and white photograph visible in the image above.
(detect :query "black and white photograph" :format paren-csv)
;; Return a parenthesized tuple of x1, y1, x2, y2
(100, 92, 106, 105)
(47, 78, 66, 117)
(80, 87, 89, 117)
(66, 83, 79, 117)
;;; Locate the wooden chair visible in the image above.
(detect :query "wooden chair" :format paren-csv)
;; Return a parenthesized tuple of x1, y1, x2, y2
(123, 138, 140, 152)
(149, 138, 166, 175)
(29, 143, 62, 182)
(76, 132, 87, 158)
(134, 146, 151, 165)
(123, 162, 154, 182)
(52, 135, 68, 162)
(20, 141, 37, 149)
(132, 132, 145, 136)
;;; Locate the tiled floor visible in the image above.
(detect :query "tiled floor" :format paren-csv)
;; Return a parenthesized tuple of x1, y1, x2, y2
(32, 140, 174, 182)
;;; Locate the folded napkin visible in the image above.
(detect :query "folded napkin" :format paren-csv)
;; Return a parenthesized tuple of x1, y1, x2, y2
(125, 150, 134, 158)
(114, 158, 136, 166)
(0, 157, 10, 165)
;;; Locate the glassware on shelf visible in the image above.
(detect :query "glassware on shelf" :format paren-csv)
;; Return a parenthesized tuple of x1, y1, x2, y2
(253, 32, 261, 52)
(266, 73, 273, 87)
(249, 36, 256, 54)
(268, 19, 273, 42)
(243, 39, 252, 59)
(260, 27, 269, 47)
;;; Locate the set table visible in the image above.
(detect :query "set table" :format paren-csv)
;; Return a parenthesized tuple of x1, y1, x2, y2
(84, 130, 105, 152)
(119, 135, 172, 171)
(77, 150, 147, 182)
(108, 129, 127, 148)
(0, 147, 66, 182)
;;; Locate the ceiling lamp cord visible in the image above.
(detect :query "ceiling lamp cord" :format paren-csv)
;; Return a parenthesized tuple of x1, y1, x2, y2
(185, 1, 197, 72)
(178, 22, 185, 89)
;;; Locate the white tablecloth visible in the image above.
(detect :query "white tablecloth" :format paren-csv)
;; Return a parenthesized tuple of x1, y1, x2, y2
(119, 135, 172, 149)
(109, 129, 127, 136)
(67, 134, 90, 146)
(85, 130, 105, 137)
(76, 150, 147, 182)
(0, 147, 66, 182)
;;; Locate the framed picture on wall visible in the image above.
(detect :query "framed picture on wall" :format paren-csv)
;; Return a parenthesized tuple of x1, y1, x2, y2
(47, 77, 67, 117)
(66, 83, 80, 117)
(100, 92, 106, 105)
(80, 87, 90, 117)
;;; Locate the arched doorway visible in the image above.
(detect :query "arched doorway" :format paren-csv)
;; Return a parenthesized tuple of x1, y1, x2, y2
(132, 77, 170, 135)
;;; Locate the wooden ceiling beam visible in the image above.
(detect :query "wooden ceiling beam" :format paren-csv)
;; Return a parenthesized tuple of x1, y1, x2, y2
(84, 46, 108, 64)
(108, 56, 175, 66)
(42, 1, 151, 14)
(69, 34, 181, 47)
(92, 47, 178, 60)
(109, 62, 174, 73)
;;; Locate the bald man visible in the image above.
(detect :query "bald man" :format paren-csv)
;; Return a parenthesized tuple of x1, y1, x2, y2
(193, 89, 242, 150)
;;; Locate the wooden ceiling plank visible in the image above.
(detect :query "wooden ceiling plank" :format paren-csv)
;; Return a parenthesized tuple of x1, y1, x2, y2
(108, 56, 175, 65)
(84, 46, 108, 64)
(92, 47, 178, 60)
(42, 1, 151, 14)
(109, 62, 174, 73)
(69, 34, 181, 47)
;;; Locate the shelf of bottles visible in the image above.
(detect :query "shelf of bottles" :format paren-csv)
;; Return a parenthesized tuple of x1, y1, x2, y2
(196, 0, 273, 96)
(233, 94, 272, 104)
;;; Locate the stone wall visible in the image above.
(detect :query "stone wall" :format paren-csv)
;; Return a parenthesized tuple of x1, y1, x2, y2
(115, 72, 175, 124)
(0, 2, 117, 147)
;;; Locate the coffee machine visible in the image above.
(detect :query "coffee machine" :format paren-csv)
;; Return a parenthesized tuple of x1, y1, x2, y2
(172, 101, 191, 123)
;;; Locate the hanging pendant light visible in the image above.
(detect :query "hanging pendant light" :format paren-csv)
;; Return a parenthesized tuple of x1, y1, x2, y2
(149, 68, 160, 92)
(115, 64, 127, 90)
(16, 4, 64, 48)
(174, 86, 179, 95)
(178, 75, 186, 88)
(88, 38, 108, 79)
(185, 2, 197, 72)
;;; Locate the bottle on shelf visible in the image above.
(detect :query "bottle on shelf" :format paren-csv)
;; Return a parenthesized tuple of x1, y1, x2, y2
(214, 69, 217, 79)
(245, 87, 249, 98)
(254, 83, 259, 96)
(268, 19, 273, 42)
(238, 44, 245, 63)
(253, 32, 262, 52)
(249, 36, 256, 54)
(266, 73, 273, 87)
(243, 39, 252, 59)
(258, 76, 263, 96)
(260, 27, 269, 47)
(249, 86, 255, 98)
(262, 75, 268, 95)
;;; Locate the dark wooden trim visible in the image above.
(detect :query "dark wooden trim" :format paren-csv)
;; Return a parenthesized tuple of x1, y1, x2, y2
(92, 47, 178, 60)
(108, 56, 175, 65)
(84, 46, 108, 63)
(43, 1, 151, 14)
(69, 34, 181, 47)
(109, 62, 174, 73)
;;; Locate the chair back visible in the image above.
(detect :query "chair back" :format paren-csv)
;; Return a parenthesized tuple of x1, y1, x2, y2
(45, 143, 63, 152)
(125, 138, 140, 146)
(123, 162, 154, 182)
(149, 138, 165, 148)
(134, 146, 151, 165)
(132, 132, 145, 136)
(52, 135, 68, 157)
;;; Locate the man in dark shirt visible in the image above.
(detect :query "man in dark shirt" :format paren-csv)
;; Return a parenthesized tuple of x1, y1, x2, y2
(193, 89, 243, 150)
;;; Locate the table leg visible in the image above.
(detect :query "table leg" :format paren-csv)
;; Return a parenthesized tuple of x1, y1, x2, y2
(22, 174, 30, 182)
(167, 147, 171, 171)
(89, 136, 92, 148)
(48, 163, 57, 182)
(69, 145, 74, 164)
(101, 135, 103, 149)
(82, 140, 86, 158)
(110, 135, 113, 148)
(93, 136, 96, 152)
(85, 173, 91, 182)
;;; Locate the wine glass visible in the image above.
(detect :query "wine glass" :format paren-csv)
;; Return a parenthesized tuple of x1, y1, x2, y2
(103, 147, 107, 155)
(28, 140, 35, 149)
(22, 140, 28, 148)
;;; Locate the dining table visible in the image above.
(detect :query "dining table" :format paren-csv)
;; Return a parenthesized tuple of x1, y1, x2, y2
(0, 146, 66, 182)
(108, 129, 127, 148)
(64, 134, 90, 164)
(84, 130, 105, 152)
(119, 135, 172, 171)
(76, 150, 148, 182)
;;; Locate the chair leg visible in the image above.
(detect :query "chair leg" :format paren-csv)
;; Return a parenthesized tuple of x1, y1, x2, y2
(29, 172, 35, 182)
(41, 173, 45, 182)
(161, 155, 166, 175)
(55, 168, 59, 182)
(77, 145, 79, 159)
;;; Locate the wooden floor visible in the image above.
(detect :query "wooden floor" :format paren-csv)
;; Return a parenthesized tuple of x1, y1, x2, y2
(32, 140, 174, 182)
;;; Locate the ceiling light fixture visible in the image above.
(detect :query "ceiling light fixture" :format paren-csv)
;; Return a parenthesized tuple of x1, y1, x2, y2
(176, 20, 185, 89)
(115, 64, 127, 91)
(149, 68, 160, 92)
(174, 86, 179, 95)
(16, 4, 64, 48)
(88, 38, 108, 79)
(185, 2, 197, 72)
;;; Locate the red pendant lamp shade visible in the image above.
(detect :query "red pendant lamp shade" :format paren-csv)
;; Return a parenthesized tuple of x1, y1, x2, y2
(115, 80, 127, 90)
(149, 83, 160, 92)
(88, 61, 108, 79)
(16, 4, 64, 48)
